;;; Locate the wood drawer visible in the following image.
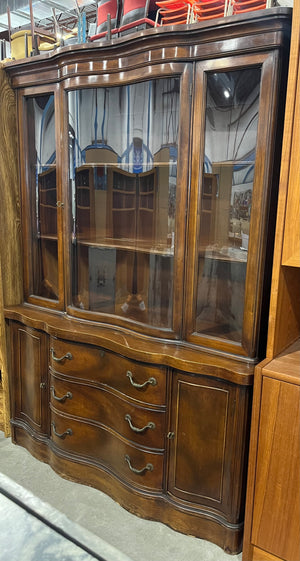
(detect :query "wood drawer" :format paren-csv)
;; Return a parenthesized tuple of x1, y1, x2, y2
(49, 337, 166, 406)
(49, 371, 166, 449)
(50, 409, 164, 491)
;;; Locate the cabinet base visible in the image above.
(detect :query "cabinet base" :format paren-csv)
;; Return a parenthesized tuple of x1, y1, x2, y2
(11, 422, 243, 555)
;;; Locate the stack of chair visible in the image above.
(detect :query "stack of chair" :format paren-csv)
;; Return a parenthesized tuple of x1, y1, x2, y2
(118, 0, 157, 35)
(90, 0, 157, 41)
(90, 0, 119, 40)
(193, 0, 227, 22)
(89, 0, 270, 40)
(230, 0, 267, 14)
(155, 0, 193, 26)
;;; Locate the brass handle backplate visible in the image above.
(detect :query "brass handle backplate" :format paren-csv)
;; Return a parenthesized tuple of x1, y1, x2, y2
(51, 422, 72, 439)
(126, 370, 157, 389)
(51, 348, 73, 363)
(124, 454, 153, 475)
(125, 414, 155, 433)
(50, 386, 73, 403)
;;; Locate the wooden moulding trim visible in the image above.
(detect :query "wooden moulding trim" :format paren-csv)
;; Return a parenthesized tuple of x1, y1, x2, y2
(3, 9, 292, 88)
(12, 422, 244, 554)
(4, 304, 254, 384)
(251, 545, 285, 561)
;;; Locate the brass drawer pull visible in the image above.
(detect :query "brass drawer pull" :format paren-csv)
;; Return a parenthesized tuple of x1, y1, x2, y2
(51, 422, 72, 439)
(50, 386, 73, 402)
(124, 454, 153, 475)
(51, 348, 73, 362)
(125, 414, 155, 433)
(126, 370, 157, 389)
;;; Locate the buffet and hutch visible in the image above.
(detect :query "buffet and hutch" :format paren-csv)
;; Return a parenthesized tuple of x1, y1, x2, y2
(0, 7, 292, 554)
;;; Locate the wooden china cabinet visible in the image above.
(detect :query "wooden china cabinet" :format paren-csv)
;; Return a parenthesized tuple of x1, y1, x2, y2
(1, 8, 291, 554)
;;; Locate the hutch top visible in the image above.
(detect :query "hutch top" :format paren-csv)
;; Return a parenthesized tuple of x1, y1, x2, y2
(3, 6, 291, 361)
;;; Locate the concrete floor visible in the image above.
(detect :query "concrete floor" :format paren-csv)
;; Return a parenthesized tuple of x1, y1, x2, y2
(0, 431, 243, 561)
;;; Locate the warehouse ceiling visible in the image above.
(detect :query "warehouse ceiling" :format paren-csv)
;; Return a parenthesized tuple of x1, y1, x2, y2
(0, 0, 97, 34)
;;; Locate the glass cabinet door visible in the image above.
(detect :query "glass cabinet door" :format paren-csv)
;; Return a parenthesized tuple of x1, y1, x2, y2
(187, 54, 279, 356)
(67, 75, 189, 335)
(21, 90, 62, 306)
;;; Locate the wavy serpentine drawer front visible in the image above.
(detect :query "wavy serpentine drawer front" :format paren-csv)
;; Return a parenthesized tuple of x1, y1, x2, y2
(49, 372, 166, 449)
(50, 410, 164, 491)
(49, 337, 166, 406)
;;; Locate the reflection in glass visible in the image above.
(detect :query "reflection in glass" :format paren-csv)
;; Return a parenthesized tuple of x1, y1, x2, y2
(68, 79, 180, 328)
(25, 94, 58, 300)
(196, 68, 261, 342)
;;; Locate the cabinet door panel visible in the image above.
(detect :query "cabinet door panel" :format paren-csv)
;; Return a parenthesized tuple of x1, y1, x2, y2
(18, 86, 64, 310)
(168, 370, 250, 522)
(171, 379, 229, 502)
(186, 52, 281, 357)
(66, 66, 192, 338)
(11, 322, 49, 434)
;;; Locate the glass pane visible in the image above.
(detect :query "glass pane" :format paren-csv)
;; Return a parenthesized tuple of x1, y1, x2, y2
(25, 94, 58, 300)
(68, 79, 180, 329)
(196, 68, 261, 342)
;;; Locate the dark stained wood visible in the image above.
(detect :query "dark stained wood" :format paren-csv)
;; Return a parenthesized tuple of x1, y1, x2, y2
(17, 84, 64, 311)
(3, 9, 291, 89)
(1, 9, 293, 555)
(6, 305, 254, 384)
(49, 370, 167, 449)
(186, 51, 283, 358)
(50, 408, 165, 491)
(49, 337, 167, 405)
(168, 371, 251, 523)
(61, 63, 192, 341)
(0, 66, 23, 436)
(10, 322, 49, 435)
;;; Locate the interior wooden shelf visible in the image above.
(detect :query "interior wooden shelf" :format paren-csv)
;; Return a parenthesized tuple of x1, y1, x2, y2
(76, 237, 174, 256)
(38, 235, 58, 241)
(198, 246, 248, 263)
(75, 162, 177, 169)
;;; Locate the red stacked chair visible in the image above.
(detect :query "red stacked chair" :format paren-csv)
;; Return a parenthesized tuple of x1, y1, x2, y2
(193, 0, 227, 22)
(90, 0, 119, 40)
(155, 0, 193, 26)
(118, 0, 156, 35)
(231, 0, 267, 14)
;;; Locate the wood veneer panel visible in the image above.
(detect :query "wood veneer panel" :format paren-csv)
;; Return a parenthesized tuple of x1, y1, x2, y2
(282, 64, 300, 267)
(267, 2, 300, 357)
(0, 66, 23, 435)
(251, 376, 300, 561)
(263, 339, 300, 384)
